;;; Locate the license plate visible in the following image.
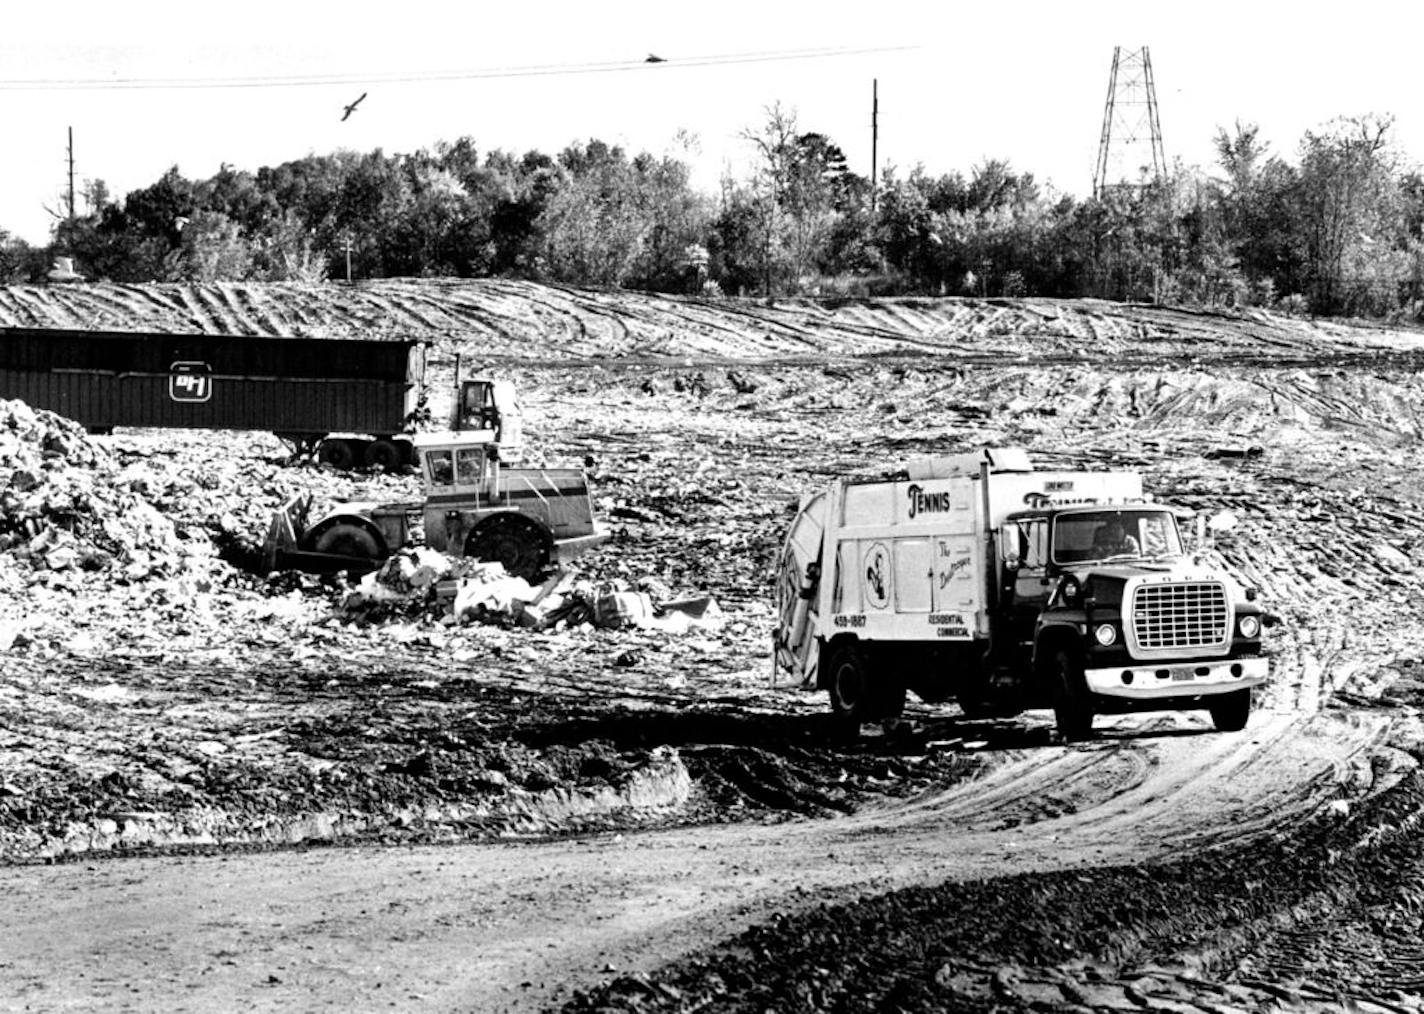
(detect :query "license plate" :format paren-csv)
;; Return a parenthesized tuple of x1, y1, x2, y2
(1169, 667, 1196, 681)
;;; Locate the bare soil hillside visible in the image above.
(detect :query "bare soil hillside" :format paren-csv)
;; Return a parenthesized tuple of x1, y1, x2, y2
(3, 281, 1424, 1013)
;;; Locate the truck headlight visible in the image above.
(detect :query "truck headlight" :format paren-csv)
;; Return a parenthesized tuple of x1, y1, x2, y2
(1093, 623, 1117, 646)
(1238, 615, 1261, 638)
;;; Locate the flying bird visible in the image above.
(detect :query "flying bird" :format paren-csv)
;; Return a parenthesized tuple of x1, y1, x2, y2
(645, 54, 666, 63)
(341, 92, 367, 121)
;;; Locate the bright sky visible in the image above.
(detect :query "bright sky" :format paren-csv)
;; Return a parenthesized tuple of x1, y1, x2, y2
(2, 0, 1420, 245)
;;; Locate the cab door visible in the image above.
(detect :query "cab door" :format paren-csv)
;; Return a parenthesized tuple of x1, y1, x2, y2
(1002, 519, 1052, 653)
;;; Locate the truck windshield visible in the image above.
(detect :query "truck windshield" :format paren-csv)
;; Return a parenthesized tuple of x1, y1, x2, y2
(1052, 509, 1182, 564)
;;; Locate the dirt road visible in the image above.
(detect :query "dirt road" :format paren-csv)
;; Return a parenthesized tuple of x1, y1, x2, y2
(0, 705, 1396, 1014)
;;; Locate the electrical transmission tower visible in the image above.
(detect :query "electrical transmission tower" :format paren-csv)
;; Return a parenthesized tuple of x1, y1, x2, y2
(1092, 46, 1165, 198)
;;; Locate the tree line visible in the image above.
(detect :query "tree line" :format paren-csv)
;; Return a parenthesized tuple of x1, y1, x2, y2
(1, 107, 1420, 319)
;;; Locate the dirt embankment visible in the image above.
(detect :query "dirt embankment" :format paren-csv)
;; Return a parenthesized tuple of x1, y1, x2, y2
(4, 282, 1424, 1012)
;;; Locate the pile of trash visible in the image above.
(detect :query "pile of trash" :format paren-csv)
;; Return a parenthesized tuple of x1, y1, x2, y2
(339, 547, 723, 634)
(0, 399, 213, 579)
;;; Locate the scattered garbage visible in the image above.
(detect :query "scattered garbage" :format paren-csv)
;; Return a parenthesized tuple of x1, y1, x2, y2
(0, 399, 215, 576)
(334, 545, 722, 636)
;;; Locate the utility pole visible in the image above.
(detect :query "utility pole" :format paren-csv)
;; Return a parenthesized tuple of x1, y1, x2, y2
(1092, 46, 1165, 199)
(67, 127, 76, 225)
(342, 233, 354, 283)
(870, 79, 879, 213)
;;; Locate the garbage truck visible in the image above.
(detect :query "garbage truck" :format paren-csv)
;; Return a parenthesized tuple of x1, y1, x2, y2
(771, 447, 1270, 739)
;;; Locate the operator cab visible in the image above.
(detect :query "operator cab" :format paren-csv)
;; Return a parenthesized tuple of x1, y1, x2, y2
(454, 378, 523, 455)
(415, 432, 499, 501)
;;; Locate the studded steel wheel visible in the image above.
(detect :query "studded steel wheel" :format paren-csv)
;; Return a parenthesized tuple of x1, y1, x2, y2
(465, 514, 551, 582)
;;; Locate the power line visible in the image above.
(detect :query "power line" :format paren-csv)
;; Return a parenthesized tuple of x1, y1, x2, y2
(0, 44, 918, 92)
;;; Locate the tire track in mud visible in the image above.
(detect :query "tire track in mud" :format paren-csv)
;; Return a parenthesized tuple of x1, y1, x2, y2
(168, 284, 222, 333)
(0, 287, 73, 328)
(375, 284, 463, 333)
(228, 284, 291, 336)
(857, 738, 1159, 834)
(198, 282, 247, 335)
(51, 285, 157, 329)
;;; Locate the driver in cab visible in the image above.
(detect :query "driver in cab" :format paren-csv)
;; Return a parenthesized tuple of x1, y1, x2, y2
(1092, 518, 1140, 557)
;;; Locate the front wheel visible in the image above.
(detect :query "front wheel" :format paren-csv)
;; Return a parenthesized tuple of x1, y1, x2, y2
(1209, 688, 1252, 732)
(302, 521, 385, 563)
(1051, 648, 1094, 742)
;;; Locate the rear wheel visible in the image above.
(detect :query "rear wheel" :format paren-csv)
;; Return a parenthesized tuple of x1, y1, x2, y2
(1051, 648, 1094, 742)
(364, 439, 404, 472)
(825, 641, 906, 732)
(465, 514, 551, 582)
(317, 439, 357, 471)
(1209, 688, 1252, 732)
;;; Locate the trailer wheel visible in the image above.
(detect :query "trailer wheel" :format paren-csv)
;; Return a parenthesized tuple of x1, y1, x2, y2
(1051, 648, 1094, 742)
(466, 514, 551, 582)
(305, 521, 384, 561)
(1208, 688, 1252, 732)
(825, 641, 905, 730)
(317, 439, 357, 471)
(365, 439, 404, 473)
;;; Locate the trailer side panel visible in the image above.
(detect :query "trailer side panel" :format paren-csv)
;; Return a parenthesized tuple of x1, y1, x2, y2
(0, 328, 423, 436)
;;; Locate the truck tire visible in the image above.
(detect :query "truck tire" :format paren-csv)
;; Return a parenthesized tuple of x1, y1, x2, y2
(1051, 648, 1094, 742)
(364, 439, 404, 473)
(466, 514, 552, 582)
(317, 439, 357, 471)
(1208, 688, 1252, 732)
(305, 521, 384, 561)
(825, 641, 906, 731)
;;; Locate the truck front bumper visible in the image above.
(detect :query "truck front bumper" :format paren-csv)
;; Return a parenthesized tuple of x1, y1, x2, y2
(1084, 655, 1269, 700)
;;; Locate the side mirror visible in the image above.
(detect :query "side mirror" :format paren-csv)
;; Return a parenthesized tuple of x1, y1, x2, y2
(1004, 551, 1021, 573)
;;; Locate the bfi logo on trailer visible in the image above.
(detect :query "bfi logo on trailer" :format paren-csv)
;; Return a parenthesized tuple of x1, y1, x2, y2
(169, 361, 212, 403)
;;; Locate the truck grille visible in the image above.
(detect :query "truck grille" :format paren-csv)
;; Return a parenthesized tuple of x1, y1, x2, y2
(1130, 581, 1229, 654)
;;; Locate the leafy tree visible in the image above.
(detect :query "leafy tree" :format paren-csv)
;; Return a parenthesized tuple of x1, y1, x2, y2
(166, 210, 254, 281)
(252, 211, 327, 282)
(738, 103, 800, 294)
(1295, 114, 1402, 314)
(123, 166, 197, 243)
(0, 230, 38, 283)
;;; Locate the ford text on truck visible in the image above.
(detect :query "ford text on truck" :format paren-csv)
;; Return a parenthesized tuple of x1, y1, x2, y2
(772, 447, 1270, 739)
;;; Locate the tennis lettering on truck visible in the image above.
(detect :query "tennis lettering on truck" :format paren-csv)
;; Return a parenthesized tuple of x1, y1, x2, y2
(771, 446, 1272, 740)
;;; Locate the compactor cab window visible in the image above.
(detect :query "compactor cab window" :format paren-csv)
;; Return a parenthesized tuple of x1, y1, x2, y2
(460, 383, 499, 433)
(426, 450, 455, 486)
(455, 447, 486, 485)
